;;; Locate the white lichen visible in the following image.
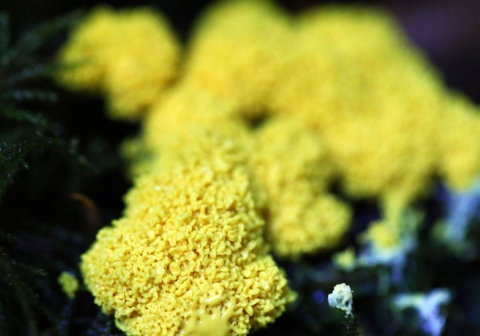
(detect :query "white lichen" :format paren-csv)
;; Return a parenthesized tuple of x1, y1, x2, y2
(328, 283, 353, 317)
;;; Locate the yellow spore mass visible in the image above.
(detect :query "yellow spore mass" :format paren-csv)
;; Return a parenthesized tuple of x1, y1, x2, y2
(296, 6, 412, 60)
(266, 193, 351, 258)
(143, 84, 251, 157)
(183, 304, 234, 336)
(438, 93, 480, 191)
(55, 6, 117, 92)
(270, 5, 446, 219)
(250, 117, 351, 257)
(75, 3, 480, 333)
(56, 6, 180, 121)
(184, 0, 293, 120)
(81, 132, 296, 336)
(139, 91, 351, 258)
(124, 84, 254, 178)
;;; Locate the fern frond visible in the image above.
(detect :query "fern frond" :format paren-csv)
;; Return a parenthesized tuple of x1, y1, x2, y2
(6, 63, 63, 85)
(1, 89, 58, 103)
(1, 11, 81, 67)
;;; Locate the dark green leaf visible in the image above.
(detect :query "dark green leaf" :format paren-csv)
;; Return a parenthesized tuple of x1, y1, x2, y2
(2, 11, 81, 67)
(1, 90, 58, 103)
(0, 105, 49, 126)
(6, 63, 63, 85)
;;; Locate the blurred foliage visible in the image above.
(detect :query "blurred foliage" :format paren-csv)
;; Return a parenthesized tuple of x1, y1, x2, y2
(0, 11, 87, 195)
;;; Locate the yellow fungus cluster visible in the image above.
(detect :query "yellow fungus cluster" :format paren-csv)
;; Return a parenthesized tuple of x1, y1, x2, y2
(125, 82, 352, 257)
(184, 0, 293, 120)
(56, 6, 180, 121)
(58, 1, 480, 333)
(250, 117, 351, 257)
(271, 6, 448, 219)
(56, 0, 480, 256)
(438, 93, 480, 191)
(81, 131, 296, 336)
(143, 84, 250, 156)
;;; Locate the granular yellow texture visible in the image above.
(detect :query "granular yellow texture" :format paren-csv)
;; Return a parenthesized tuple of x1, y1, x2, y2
(438, 93, 480, 191)
(250, 117, 351, 257)
(184, 0, 293, 120)
(251, 117, 334, 195)
(266, 193, 351, 258)
(55, 6, 117, 92)
(123, 84, 254, 178)
(56, 6, 180, 121)
(143, 84, 251, 157)
(270, 5, 420, 126)
(270, 5, 445, 218)
(183, 305, 235, 336)
(325, 89, 440, 215)
(296, 6, 412, 62)
(140, 92, 351, 258)
(81, 131, 296, 336)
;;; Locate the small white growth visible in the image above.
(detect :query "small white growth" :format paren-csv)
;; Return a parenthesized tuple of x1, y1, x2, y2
(328, 283, 353, 317)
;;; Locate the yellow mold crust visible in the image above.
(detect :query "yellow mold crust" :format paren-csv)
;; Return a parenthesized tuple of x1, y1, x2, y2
(143, 84, 251, 156)
(184, 0, 293, 120)
(438, 93, 480, 191)
(270, 5, 445, 217)
(55, 6, 117, 92)
(56, 6, 180, 121)
(250, 117, 351, 257)
(123, 84, 254, 179)
(81, 132, 296, 335)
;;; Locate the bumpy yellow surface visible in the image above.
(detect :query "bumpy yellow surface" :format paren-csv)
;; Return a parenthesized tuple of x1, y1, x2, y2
(81, 132, 296, 336)
(73, 4, 480, 333)
(438, 93, 480, 191)
(55, 7, 117, 92)
(184, 0, 293, 120)
(144, 84, 251, 156)
(183, 305, 235, 336)
(56, 6, 180, 121)
(137, 89, 351, 257)
(266, 193, 351, 258)
(270, 6, 418, 124)
(270, 5, 448, 218)
(250, 117, 350, 257)
(123, 84, 254, 179)
(122, 83, 242, 178)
